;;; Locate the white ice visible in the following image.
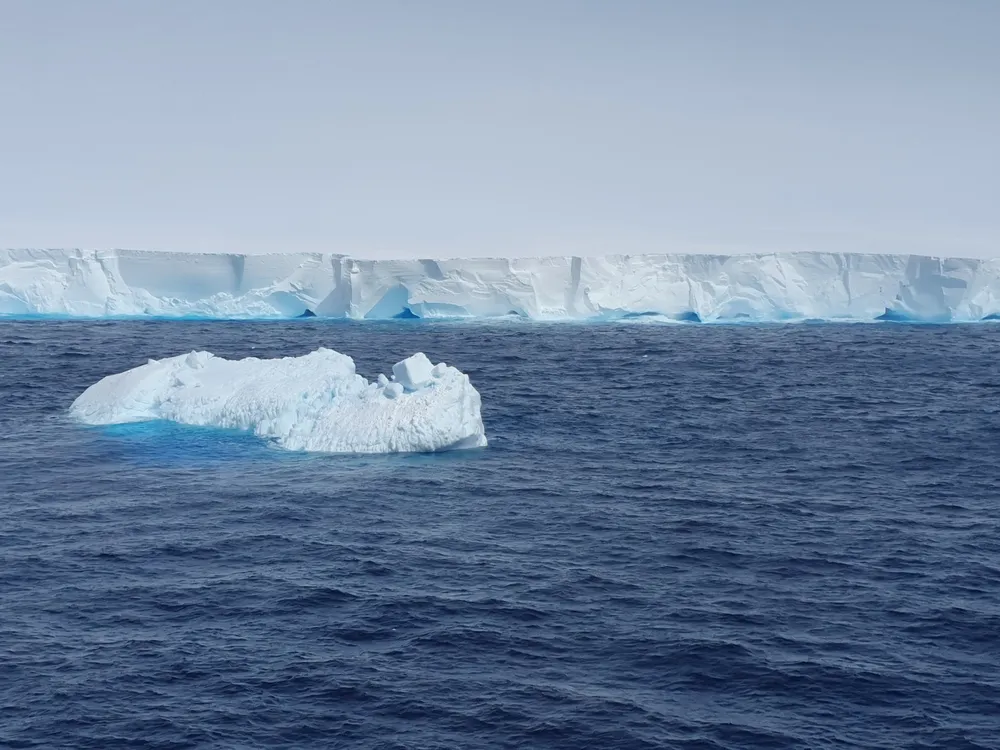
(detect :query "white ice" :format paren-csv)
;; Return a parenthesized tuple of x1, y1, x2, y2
(4, 249, 1000, 321)
(69, 349, 488, 454)
(392, 352, 436, 390)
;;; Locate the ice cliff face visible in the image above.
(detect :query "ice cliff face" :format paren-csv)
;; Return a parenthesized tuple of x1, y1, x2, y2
(70, 349, 487, 454)
(3, 248, 1000, 321)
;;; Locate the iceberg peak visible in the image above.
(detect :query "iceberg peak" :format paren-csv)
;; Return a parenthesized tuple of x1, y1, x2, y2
(392, 352, 436, 390)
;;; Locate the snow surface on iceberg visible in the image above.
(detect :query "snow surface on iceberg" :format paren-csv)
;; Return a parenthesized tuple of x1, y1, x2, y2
(69, 349, 487, 454)
(4, 248, 1000, 321)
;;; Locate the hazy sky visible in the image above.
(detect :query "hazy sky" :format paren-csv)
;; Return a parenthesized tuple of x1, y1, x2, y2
(1, 0, 997, 258)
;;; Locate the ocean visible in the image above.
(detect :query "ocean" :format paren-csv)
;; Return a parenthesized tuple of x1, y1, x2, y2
(2, 320, 999, 749)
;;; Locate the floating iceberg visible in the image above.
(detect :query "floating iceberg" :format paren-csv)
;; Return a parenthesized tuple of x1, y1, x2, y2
(69, 349, 488, 454)
(4, 248, 1000, 322)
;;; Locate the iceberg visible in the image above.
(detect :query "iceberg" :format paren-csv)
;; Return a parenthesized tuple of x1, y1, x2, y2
(69, 349, 488, 454)
(4, 248, 1000, 322)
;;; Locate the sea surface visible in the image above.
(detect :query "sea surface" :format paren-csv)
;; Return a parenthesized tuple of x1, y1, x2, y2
(2, 320, 1000, 750)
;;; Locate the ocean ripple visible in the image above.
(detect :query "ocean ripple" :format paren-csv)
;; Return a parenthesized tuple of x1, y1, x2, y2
(1, 321, 1000, 748)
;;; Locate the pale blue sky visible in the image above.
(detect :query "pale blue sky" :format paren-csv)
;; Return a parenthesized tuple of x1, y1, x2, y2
(1, 0, 997, 257)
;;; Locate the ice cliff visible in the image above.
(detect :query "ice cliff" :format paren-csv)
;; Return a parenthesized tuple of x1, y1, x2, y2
(70, 349, 488, 454)
(4, 248, 1000, 322)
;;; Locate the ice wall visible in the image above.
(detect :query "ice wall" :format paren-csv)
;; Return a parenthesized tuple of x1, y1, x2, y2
(3, 248, 1000, 321)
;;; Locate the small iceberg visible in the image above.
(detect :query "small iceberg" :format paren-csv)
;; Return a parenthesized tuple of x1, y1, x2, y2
(69, 349, 488, 454)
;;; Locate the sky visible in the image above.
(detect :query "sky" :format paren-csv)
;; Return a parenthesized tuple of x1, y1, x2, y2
(1, 0, 997, 258)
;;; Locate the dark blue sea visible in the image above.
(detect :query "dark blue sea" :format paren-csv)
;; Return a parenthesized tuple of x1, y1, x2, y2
(2, 321, 1000, 749)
